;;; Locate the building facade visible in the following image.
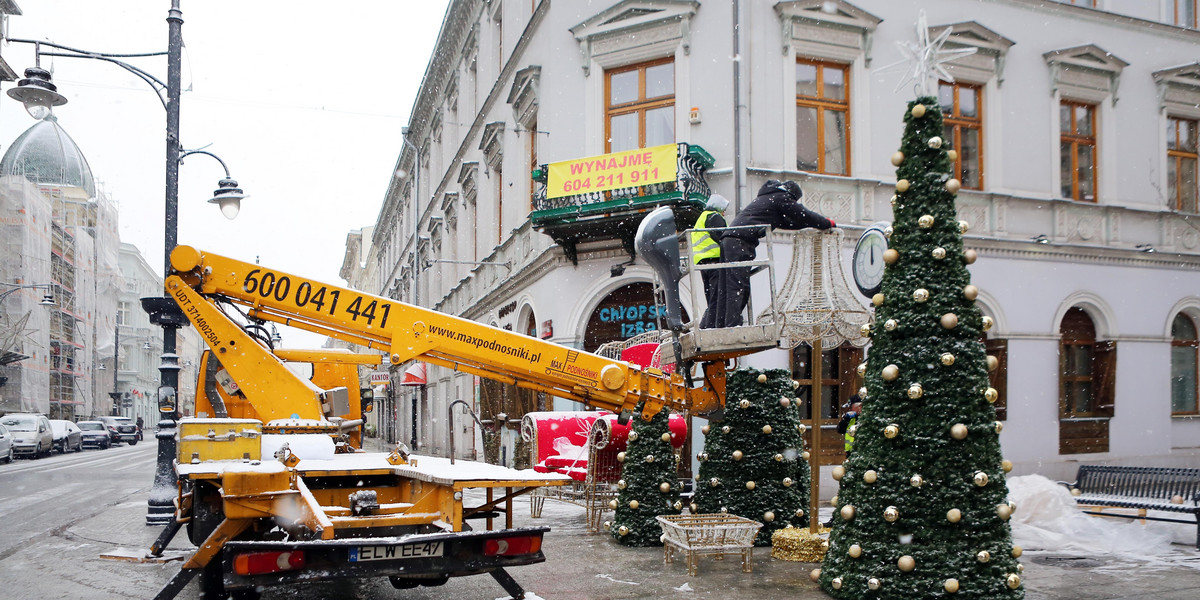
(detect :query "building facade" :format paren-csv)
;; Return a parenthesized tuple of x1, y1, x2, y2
(354, 0, 1200, 478)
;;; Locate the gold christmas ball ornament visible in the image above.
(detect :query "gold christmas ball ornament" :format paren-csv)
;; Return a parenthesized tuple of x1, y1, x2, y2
(763, 511, 776, 522)
(796, 508, 806, 519)
(883, 248, 900, 264)
(997, 503, 1013, 520)
(840, 505, 856, 520)
(629, 500, 640, 510)
(858, 386, 869, 398)
(951, 423, 968, 440)
(946, 178, 962, 194)
(884, 225, 894, 238)
(830, 495, 839, 506)
(809, 568, 822, 582)
(603, 520, 612, 531)
(609, 499, 618, 510)
(746, 480, 757, 490)
(739, 399, 751, 409)
(873, 293, 885, 306)
(673, 500, 683, 511)
(617, 479, 627, 490)
(959, 220, 970, 234)
(882, 364, 900, 381)
(963, 284, 979, 300)
(792, 379, 801, 389)
(912, 103, 927, 118)
(974, 471, 990, 487)
(890, 194, 898, 208)
(780, 397, 792, 408)
(701, 424, 710, 435)
(722, 425, 731, 434)
(898, 555, 916, 572)
(832, 466, 845, 481)
(908, 383, 924, 399)
(690, 502, 699, 512)
(947, 149, 958, 161)
(1002, 459, 1014, 473)
(885, 424, 900, 438)
(884, 506, 900, 522)
(1012, 546, 1024, 558)
(848, 425, 858, 437)
(1008, 501, 1017, 513)
(856, 363, 867, 377)
(617, 452, 626, 463)
(660, 482, 672, 493)
(913, 288, 930, 303)
(987, 355, 999, 372)
(803, 451, 811, 459)
(618, 525, 630, 536)
(628, 431, 639, 442)
(891, 151, 905, 166)
(947, 508, 963, 523)
(733, 450, 744, 461)
(983, 315, 995, 331)
(762, 425, 773, 435)
(918, 214, 935, 228)
(1007, 574, 1022, 590)
(941, 352, 956, 366)
(868, 578, 882, 591)
(932, 247, 947, 259)
(928, 136, 944, 149)
(995, 421, 1004, 433)
(977, 550, 991, 563)
(661, 432, 672, 443)
(985, 387, 999, 403)
(710, 477, 721, 487)
(798, 424, 808, 434)
(860, 323, 873, 337)
(774, 453, 785, 462)
(783, 477, 794, 487)
(941, 313, 959, 329)
(697, 452, 708, 462)
(910, 474, 924, 487)
(885, 319, 899, 332)
(644, 454, 656, 463)
(832, 577, 844, 590)
(896, 179, 911, 193)
(964, 249, 978, 264)
(864, 469, 878, 484)
(945, 578, 960, 593)
(1071, 487, 1082, 496)
(757, 373, 768, 383)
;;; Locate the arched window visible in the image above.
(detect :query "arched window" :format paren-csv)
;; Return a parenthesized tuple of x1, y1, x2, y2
(1171, 313, 1200, 416)
(1058, 307, 1116, 454)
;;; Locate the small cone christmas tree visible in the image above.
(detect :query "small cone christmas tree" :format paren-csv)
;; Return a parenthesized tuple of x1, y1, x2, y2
(694, 368, 811, 546)
(608, 402, 682, 546)
(817, 97, 1023, 599)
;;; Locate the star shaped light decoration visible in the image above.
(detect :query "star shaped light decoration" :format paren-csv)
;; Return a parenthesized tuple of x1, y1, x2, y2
(0, 311, 43, 356)
(876, 11, 976, 97)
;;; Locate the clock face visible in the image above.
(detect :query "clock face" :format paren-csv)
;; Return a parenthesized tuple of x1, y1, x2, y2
(853, 228, 889, 297)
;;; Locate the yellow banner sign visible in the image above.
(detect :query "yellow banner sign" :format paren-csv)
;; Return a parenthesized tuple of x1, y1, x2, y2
(546, 144, 677, 199)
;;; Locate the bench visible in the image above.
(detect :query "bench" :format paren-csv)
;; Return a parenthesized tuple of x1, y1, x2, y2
(1058, 465, 1200, 549)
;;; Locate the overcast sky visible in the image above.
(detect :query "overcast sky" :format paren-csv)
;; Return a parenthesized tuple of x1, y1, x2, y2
(0, 0, 450, 346)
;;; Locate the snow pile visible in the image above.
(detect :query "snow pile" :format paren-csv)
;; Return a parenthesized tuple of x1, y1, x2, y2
(1007, 474, 1177, 558)
(261, 433, 335, 461)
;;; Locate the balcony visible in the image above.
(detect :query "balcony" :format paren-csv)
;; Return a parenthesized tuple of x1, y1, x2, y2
(531, 142, 714, 264)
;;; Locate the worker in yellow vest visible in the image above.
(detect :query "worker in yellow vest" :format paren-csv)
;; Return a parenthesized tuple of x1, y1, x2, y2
(694, 194, 729, 328)
(836, 397, 862, 457)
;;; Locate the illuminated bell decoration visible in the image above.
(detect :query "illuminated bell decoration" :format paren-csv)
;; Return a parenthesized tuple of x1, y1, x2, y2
(783, 477, 794, 487)
(856, 363, 867, 377)
(710, 477, 720, 487)
(951, 423, 968, 440)
(746, 480, 756, 490)
(983, 315, 995, 331)
(840, 505, 856, 520)
(963, 285, 979, 300)
(908, 383, 924, 399)
(661, 432, 672, 443)
(739, 399, 751, 409)
(947, 508, 963, 523)
(618, 479, 627, 490)
(617, 452, 626, 462)
(997, 503, 1013, 520)
(928, 136, 943, 149)
(660, 482, 672, 493)
(609, 499, 618, 509)
(985, 387, 999, 403)
(885, 319, 898, 332)
(941, 313, 959, 329)
(832, 577, 844, 590)
(628, 431, 639, 442)
(832, 466, 845, 480)
(868, 578, 881, 591)
(891, 151, 905, 166)
(1002, 459, 1014, 472)
(946, 178, 962, 194)
(883, 248, 899, 264)
(733, 450, 744, 461)
(932, 247, 947, 259)
(896, 179, 911, 193)
(964, 249, 978, 264)
(977, 550, 991, 563)
(629, 500, 640, 509)
(618, 525, 630, 536)
(882, 364, 900, 381)
(863, 469, 878, 484)
(762, 425, 773, 435)
(774, 453, 784, 462)
(722, 425, 731, 434)
(918, 214, 935, 228)
(913, 288, 930, 303)
(873, 293, 885, 306)
(701, 424, 710, 435)
(987, 355, 999, 372)
(912, 103, 927, 118)
(945, 579, 960, 593)
(884, 424, 900, 438)
(763, 511, 775, 522)
(848, 544, 862, 558)
(884, 506, 899, 522)
(1007, 574, 1022, 589)
(810, 569, 821, 582)
(910, 474, 924, 487)
(941, 352, 956, 366)
(995, 421, 1004, 433)
(947, 149, 958, 161)
(757, 373, 768, 383)
(898, 555, 916, 571)
(974, 471, 990, 487)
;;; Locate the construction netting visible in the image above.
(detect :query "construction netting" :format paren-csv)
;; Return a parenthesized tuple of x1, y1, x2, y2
(0, 175, 54, 414)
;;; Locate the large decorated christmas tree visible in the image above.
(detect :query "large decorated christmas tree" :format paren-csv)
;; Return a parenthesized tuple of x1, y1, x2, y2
(607, 402, 682, 546)
(693, 368, 810, 546)
(816, 95, 1023, 599)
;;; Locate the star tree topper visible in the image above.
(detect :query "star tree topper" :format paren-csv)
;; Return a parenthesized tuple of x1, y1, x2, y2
(877, 11, 976, 96)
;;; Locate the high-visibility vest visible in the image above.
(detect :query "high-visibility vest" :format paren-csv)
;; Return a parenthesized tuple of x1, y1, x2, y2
(844, 415, 857, 452)
(690, 210, 721, 264)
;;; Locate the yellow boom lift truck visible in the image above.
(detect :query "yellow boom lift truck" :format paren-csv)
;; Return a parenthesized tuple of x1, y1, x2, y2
(149, 205, 781, 599)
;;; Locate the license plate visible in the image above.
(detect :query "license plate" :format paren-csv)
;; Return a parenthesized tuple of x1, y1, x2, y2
(349, 541, 444, 562)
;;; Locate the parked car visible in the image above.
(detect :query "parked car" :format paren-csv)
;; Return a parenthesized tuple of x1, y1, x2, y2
(98, 416, 138, 445)
(0, 413, 53, 458)
(0, 423, 13, 463)
(49, 419, 83, 453)
(77, 421, 111, 449)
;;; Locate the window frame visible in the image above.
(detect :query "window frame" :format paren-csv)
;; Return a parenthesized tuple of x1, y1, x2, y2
(940, 80, 985, 190)
(795, 57, 851, 176)
(1060, 100, 1098, 202)
(1168, 115, 1199, 213)
(1177, 0, 1198, 29)
(1171, 313, 1200, 416)
(604, 57, 676, 153)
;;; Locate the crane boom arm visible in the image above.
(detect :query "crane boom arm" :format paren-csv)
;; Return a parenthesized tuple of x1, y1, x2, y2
(167, 245, 725, 418)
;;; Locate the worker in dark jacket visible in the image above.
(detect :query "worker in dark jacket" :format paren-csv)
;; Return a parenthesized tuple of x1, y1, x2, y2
(713, 180, 835, 327)
(694, 194, 730, 329)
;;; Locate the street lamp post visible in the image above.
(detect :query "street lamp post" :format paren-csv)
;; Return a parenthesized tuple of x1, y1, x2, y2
(5, 1, 246, 525)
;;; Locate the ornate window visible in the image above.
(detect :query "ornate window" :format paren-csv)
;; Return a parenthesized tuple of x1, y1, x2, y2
(1168, 116, 1199, 213)
(1171, 313, 1200, 416)
(605, 57, 674, 153)
(796, 59, 850, 176)
(1058, 307, 1115, 454)
(1060, 100, 1098, 202)
(939, 81, 984, 190)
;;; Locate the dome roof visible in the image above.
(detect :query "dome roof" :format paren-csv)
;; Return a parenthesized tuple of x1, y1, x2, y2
(0, 115, 96, 197)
